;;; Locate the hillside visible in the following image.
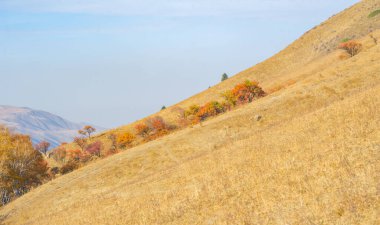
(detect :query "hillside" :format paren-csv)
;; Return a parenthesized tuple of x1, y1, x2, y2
(1, 0, 380, 224)
(101, 0, 380, 136)
(0, 105, 104, 148)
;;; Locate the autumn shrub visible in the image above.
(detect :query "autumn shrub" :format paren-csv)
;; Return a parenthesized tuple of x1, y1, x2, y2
(147, 116, 167, 131)
(74, 137, 87, 151)
(117, 132, 135, 148)
(135, 123, 151, 137)
(172, 107, 189, 127)
(231, 80, 266, 104)
(60, 160, 79, 175)
(104, 148, 119, 157)
(35, 141, 50, 155)
(220, 101, 233, 111)
(146, 116, 175, 140)
(49, 167, 60, 177)
(66, 149, 83, 161)
(51, 147, 67, 163)
(221, 90, 237, 107)
(338, 40, 362, 57)
(79, 152, 92, 163)
(85, 141, 103, 157)
(184, 105, 200, 117)
(196, 101, 225, 121)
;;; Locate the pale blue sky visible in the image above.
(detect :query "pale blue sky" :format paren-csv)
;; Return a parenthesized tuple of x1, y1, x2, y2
(0, 0, 359, 128)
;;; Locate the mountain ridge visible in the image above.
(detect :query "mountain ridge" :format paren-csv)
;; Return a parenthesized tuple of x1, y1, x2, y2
(0, 105, 104, 148)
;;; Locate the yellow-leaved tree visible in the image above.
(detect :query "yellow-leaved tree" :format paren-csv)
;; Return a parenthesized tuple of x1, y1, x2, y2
(0, 126, 48, 206)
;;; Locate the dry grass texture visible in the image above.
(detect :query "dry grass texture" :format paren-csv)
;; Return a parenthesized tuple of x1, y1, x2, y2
(1, 1, 380, 224)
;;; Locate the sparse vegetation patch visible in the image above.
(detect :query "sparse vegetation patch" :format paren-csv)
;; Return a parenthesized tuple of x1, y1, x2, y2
(368, 9, 380, 18)
(338, 40, 362, 57)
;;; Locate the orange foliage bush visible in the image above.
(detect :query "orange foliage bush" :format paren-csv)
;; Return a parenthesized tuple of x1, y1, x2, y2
(231, 80, 266, 104)
(135, 123, 151, 137)
(338, 40, 362, 57)
(145, 116, 174, 140)
(65, 148, 94, 163)
(117, 132, 135, 148)
(66, 149, 83, 161)
(196, 101, 225, 121)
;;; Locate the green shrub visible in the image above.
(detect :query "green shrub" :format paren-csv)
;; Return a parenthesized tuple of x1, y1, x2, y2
(221, 73, 228, 81)
(368, 9, 380, 18)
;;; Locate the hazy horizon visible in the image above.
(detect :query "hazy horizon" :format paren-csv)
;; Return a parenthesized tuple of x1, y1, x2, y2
(0, 0, 359, 128)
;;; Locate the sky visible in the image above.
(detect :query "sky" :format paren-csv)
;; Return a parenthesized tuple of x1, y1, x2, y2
(0, 0, 359, 128)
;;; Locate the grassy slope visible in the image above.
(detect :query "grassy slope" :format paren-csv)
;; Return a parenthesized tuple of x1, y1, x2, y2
(1, 1, 380, 224)
(102, 0, 380, 136)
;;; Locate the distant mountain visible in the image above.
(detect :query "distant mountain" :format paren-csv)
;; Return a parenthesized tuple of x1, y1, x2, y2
(0, 105, 104, 148)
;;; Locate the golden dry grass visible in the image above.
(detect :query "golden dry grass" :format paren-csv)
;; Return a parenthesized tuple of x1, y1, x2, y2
(1, 1, 380, 224)
(88, 0, 380, 140)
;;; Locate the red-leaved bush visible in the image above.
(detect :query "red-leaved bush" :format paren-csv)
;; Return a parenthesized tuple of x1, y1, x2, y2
(85, 141, 103, 157)
(147, 116, 167, 132)
(338, 40, 362, 57)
